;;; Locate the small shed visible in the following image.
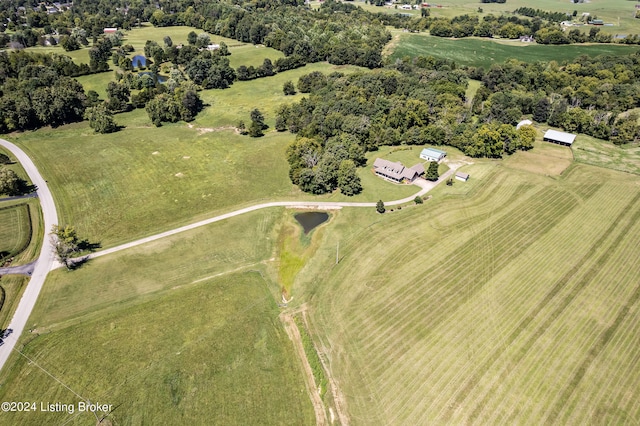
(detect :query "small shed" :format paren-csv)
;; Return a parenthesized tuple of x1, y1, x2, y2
(103, 27, 118, 34)
(455, 172, 469, 182)
(516, 119, 533, 130)
(543, 129, 576, 147)
(420, 147, 447, 162)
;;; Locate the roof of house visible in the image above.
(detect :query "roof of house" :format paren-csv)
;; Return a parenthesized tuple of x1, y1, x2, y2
(373, 158, 422, 181)
(420, 147, 447, 157)
(456, 172, 469, 179)
(544, 129, 576, 145)
(410, 163, 425, 175)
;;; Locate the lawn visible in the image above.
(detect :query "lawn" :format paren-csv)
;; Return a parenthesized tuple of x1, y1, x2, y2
(6, 63, 410, 249)
(0, 208, 315, 424)
(572, 134, 640, 175)
(0, 276, 28, 330)
(389, 33, 640, 68)
(0, 203, 32, 262)
(0, 272, 315, 425)
(295, 161, 640, 424)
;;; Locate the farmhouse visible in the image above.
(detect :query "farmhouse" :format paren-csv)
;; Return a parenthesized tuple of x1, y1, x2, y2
(420, 147, 447, 162)
(373, 158, 424, 183)
(455, 172, 470, 182)
(543, 129, 576, 147)
(103, 27, 118, 34)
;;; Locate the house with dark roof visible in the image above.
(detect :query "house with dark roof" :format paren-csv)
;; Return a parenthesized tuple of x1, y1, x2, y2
(543, 129, 576, 147)
(373, 158, 424, 183)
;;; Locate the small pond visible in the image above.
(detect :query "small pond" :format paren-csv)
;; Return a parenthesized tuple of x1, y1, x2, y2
(294, 212, 329, 234)
(132, 54, 148, 68)
(138, 71, 168, 83)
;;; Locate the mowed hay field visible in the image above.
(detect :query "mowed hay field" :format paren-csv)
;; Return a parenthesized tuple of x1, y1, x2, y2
(0, 209, 315, 425)
(298, 162, 640, 424)
(388, 34, 640, 68)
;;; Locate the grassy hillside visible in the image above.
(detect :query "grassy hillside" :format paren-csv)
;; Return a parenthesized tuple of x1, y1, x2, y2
(8, 63, 432, 248)
(0, 209, 315, 425)
(297, 162, 640, 424)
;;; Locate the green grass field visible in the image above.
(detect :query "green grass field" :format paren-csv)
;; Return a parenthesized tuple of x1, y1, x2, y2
(7, 63, 417, 248)
(389, 33, 640, 68)
(0, 203, 32, 261)
(0, 209, 315, 425)
(573, 134, 640, 175)
(295, 161, 640, 424)
(0, 276, 28, 330)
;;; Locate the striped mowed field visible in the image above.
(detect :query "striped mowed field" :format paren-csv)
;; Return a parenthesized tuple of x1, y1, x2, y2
(303, 162, 640, 424)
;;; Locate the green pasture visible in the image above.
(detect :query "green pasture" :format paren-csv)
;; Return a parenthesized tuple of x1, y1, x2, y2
(0, 209, 315, 424)
(0, 272, 314, 425)
(389, 33, 640, 68)
(0, 276, 28, 330)
(297, 161, 640, 424)
(7, 63, 417, 248)
(395, 0, 640, 34)
(573, 134, 640, 175)
(0, 203, 32, 261)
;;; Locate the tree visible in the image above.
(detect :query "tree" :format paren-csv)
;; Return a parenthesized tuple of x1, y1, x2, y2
(376, 200, 385, 214)
(248, 108, 267, 137)
(187, 31, 198, 45)
(517, 125, 536, 150)
(414, 196, 423, 204)
(105, 81, 130, 112)
(426, 161, 439, 181)
(85, 103, 118, 133)
(50, 224, 80, 269)
(0, 154, 11, 165)
(0, 167, 20, 195)
(163, 35, 173, 47)
(283, 80, 296, 95)
(337, 160, 362, 196)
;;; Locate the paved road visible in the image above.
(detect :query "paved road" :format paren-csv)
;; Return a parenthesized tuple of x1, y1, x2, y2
(0, 139, 58, 372)
(58, 167, 458, 268)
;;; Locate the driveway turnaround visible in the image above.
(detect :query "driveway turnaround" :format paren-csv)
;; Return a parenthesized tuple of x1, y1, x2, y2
(0, 139, 59, 372)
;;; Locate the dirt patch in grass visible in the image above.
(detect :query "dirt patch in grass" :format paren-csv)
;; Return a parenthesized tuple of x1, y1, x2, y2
(504, 149, 572, 176)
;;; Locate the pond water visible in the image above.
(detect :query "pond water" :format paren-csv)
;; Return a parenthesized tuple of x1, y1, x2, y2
(138, 71, 168, 83)
(294, 212, 329, 234)
(132, 55, 148, 68)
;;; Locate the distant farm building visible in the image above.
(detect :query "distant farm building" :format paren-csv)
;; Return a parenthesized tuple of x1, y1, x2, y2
(455, 172, 470, 182)
(519, 35, 535, 42)
(589, 19, 604, 26)
(103, 27, 118, 34)
(516, 119, 533, 130)
(206, 44, 220, 51)
(420, 147, 447, 162)
(373, 158, 425, 183)
(543, 129, 576, 147)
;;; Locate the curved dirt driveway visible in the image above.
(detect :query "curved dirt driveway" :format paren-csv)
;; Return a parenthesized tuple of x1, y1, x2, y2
(62, 167, 457, 267)
(0, 137, 456, 377)
(0, 139, 59, 372)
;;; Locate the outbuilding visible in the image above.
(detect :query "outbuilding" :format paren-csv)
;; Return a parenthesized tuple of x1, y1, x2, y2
(420, 147, 447, 162)
(516, 119, 533, 130)
(455, 172, 470, 182)
(543, 129, 576, 147)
